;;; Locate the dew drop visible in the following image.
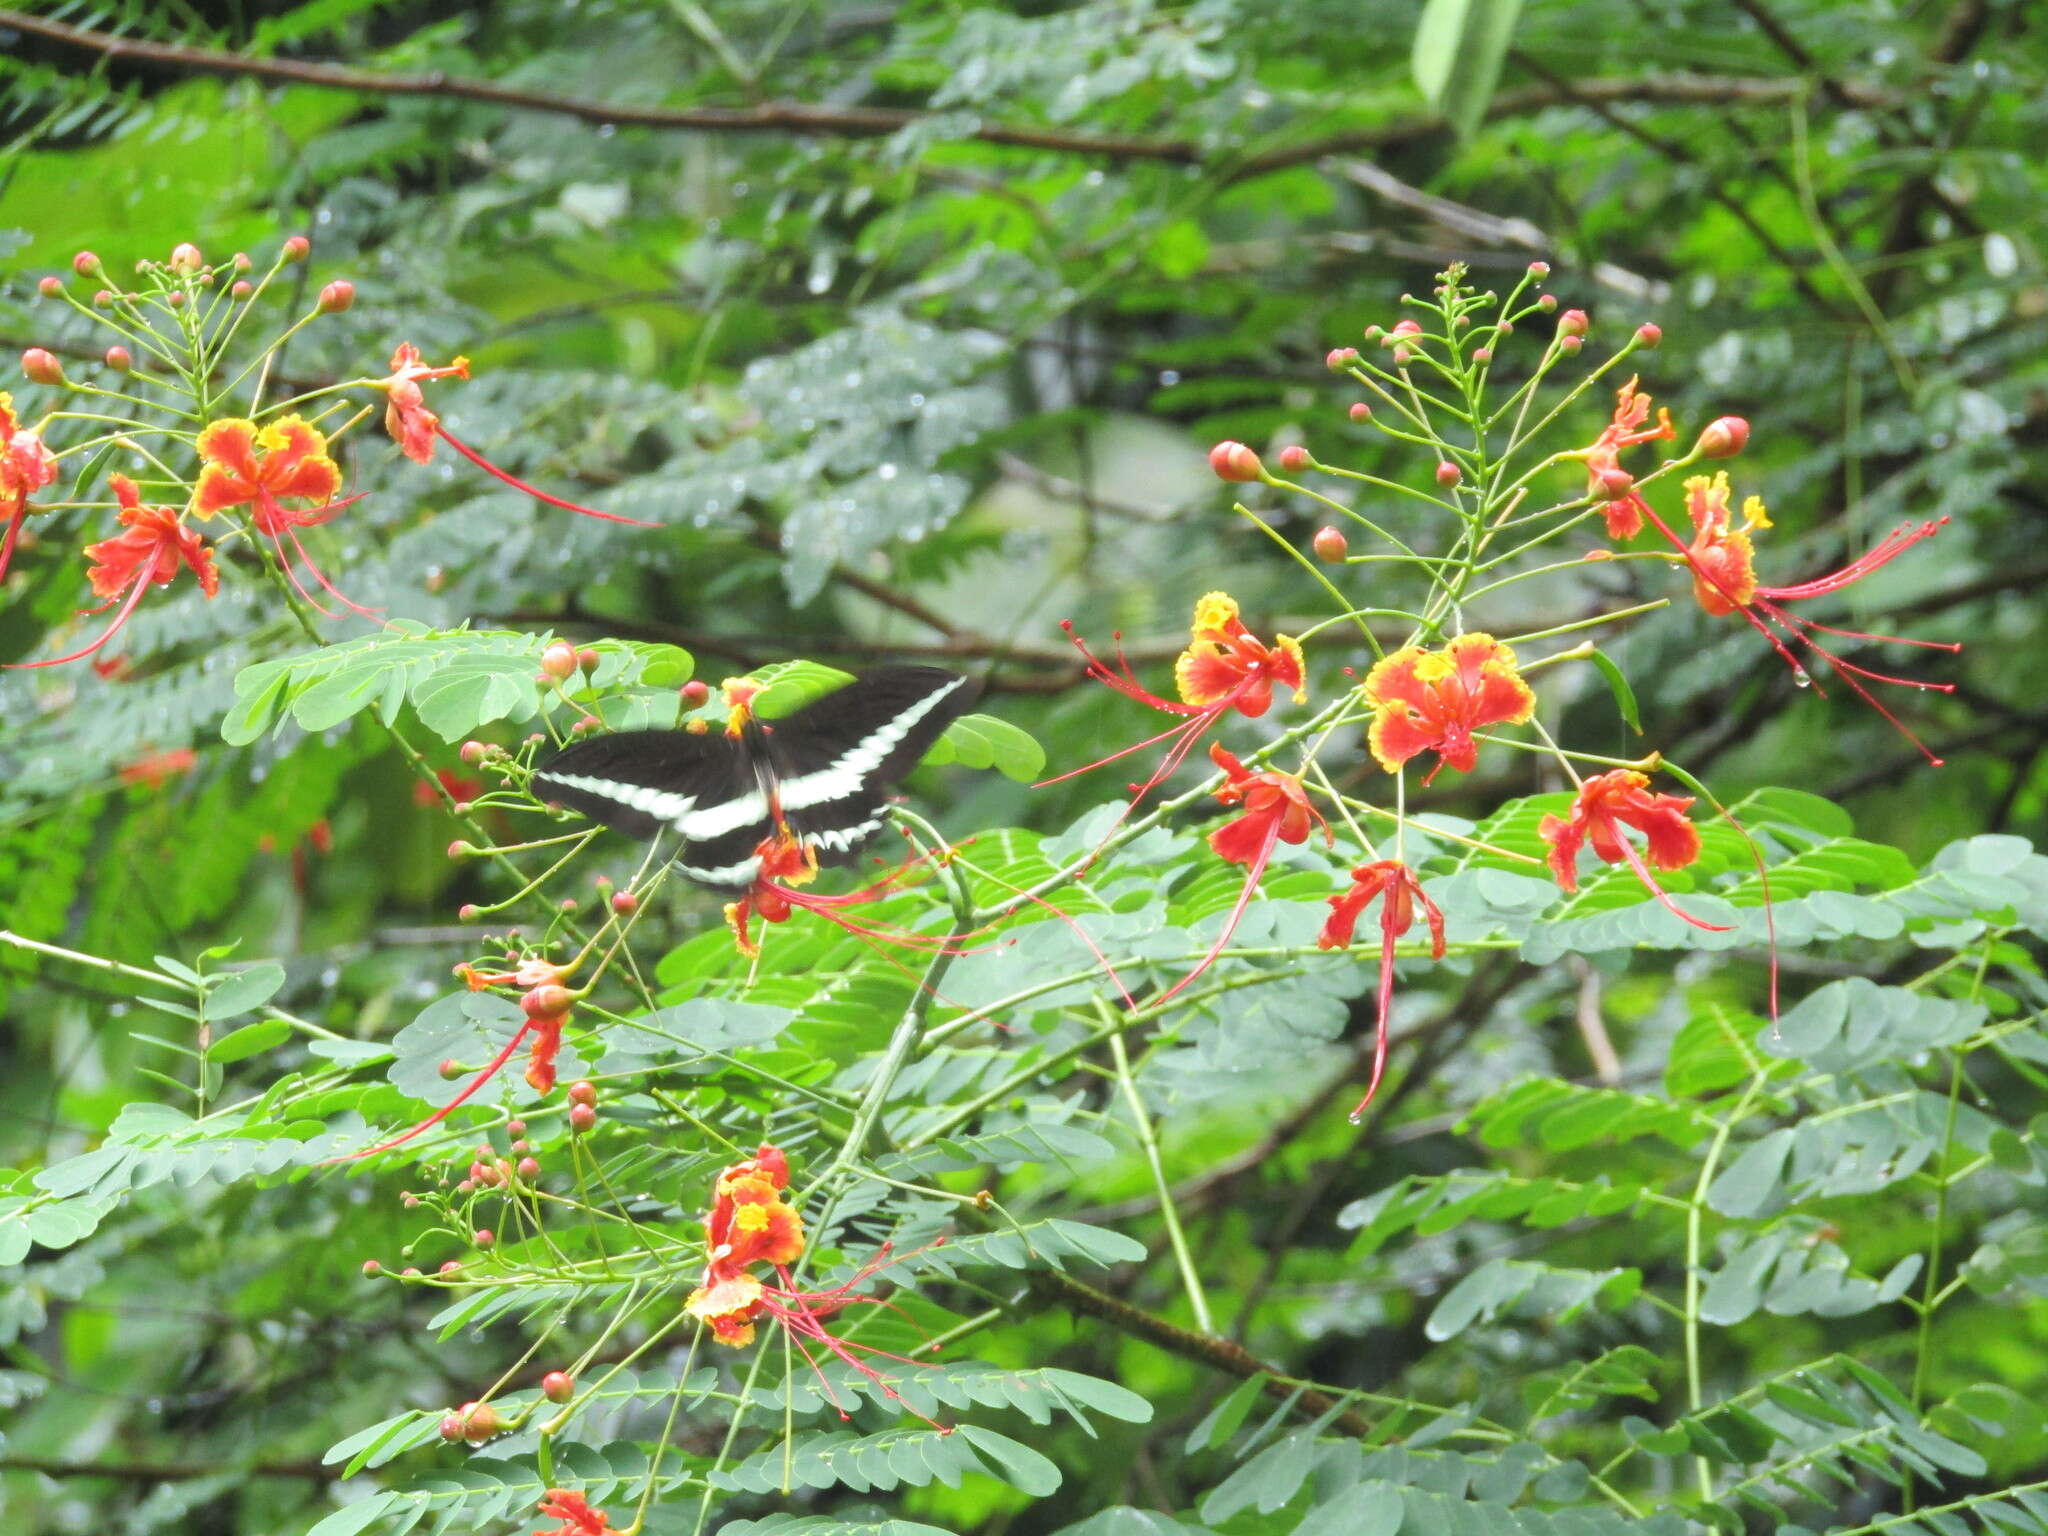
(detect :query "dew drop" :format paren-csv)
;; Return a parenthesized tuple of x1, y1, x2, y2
(1791, 665, 1813, 689)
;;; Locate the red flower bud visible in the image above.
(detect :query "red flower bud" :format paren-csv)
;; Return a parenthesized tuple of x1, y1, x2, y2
(576, 647, 600, 671)
(455, 1179, 475, 1195)
(231, 280, 253, 299)
(233, 251, 252, 271)
(1535, 294, 1557, 313)
(169, 242, 203, 275)
(21, 348, 63, 386)
(525, 984, 575, 1019)
(1391, 346, 1412, 366)
(1635, 322, 1662, 349)
(517, 1156, 540, 1179)
(167, 292, 186, 309)
(610, 891, 639, 915)
(36, 275, 60, 297)
(1390, 319, 1423, 338)
(1208, 440, 1264, 483)
(1498, 320, 1514, 335)
(282, 235, 311, 263)
(1435, 461, 1462, 488)
(1325, 347, 1360, 370)
(541, 1371, 575, 1404)
(316, 279, 355, 315)
(506, 1120, 527, 1137)
(1594, 467, 1636, 501)
(568, 1103, 597, 1133)
(400, 1267, 420, 1277)
(439, 1416, 465, 1442)
(1558, 309, 1589, 338)
(447, 840, 476, 860)
(571, 715, 599, 735)
(1362, 324, 1384, 342)
(460, 739, 488, 764)
(457, 903, 481, 921)
(567, 1080, 597, 1106)
(1472, 347, 1493, 363)
(92, 289, 113, 309)
(1557, 335, 1584, 356)
(461, 1404, 499, 1443)
(1584, 548, 1614, 562)
(104, 346, 132, 372)
(1348, 402, 1372, 423)
(1277, 445, 1310, 473)
(1697, 416, 1750, 459)
(1312, 526, 1348, 563)
(361, 1259, 382, 1276)
(439, 1260, 461, 1275)
(439, 1058, 466, 1080)
(680, 679, 710, 705)
(540, 640, 578, 679)
(474, 1228, 495, 1248)
(73, 251, 102, 277)
(1527, 260, 1550, 277)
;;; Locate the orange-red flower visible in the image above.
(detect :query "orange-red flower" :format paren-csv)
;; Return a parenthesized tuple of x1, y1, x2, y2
(1045, 592, 1307, 824)
(0, 392, 59, 585)
(1319, 860, 1446, 1121)
(10, 476, 218, 671)
(377, 343, 471, 464)
(1150, 743, 1331, 1010)
(1578, 376, 1673, 539)
(1540, 769, 1727, 931)
(682, 1143, 946, 1425)
(1638, 472, 1958, 763)
(119, 746, 198, 788)
(534, 1488, 612, 1536)
(721, 830, 963, 961)
(191, 415, 375, 619)
(1363, 634, 1535, 784)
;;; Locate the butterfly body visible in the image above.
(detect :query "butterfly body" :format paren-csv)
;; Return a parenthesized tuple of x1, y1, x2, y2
(532, 666, 979, 889)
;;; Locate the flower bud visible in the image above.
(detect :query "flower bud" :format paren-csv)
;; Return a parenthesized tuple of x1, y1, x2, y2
(440, 1057, 466, 1080)
(461, 1404, 499, 1443)
(167, 291, 187, 309)
(571, 714, 599, 735)
(1207, 440, 1264, 483)
(457, 903, 481, 922)
(362, 1259, 382, 1276)
(439, 1416, 464, 1442)
(231, 280, 253, 299)
(575, 647, 600, 672)
(92, 289, 113, 309)
(104, 346, 132, 372)
(1557, 308, 1589, 338)
(567, 1080, 597, 1107)
(1361, 324, 1383, 342)
(1584, 548, 1614, 563)
(1594, 467, 1635, 501)
(1390, 319, 1423, 338)
(455, 1179, 475, 1195)
(542, 1371, 575, 1404)
(1277, 445, 1310, 473)
(524, 984, 575, 1019)
(1312, 526, 1348, 563)
(1634, 322, 1662, 349)
(474, 1229, 495, 1249)
(169, 242, 203, 274)
(402, 1192, 420, 1209)
(36, 275, 60, 297)
(233, 252, 252, 271)
(447, 840, 476, 860)
(1696, 415, 1750, 459)
(73, 251, 102, 277)
(1471, 346, 1493, 363)
(1527, 261, 1550, 277)
(1557, 334, 1583, 356)
(1391, 346, 1412, 366)
(1535, 294, 1557, 313)
(610, 891, 639, 915)
(401, 1267, 420, 1278)
(460, 739, 488, 764)
(21, 348, 63, 386)
(539, 640, 578, 679)
(680, 679, 710, 705)
(1497, 320, 1514, 335)
(1325, 346, 1360, 371)
(439, 1260, 461, 1275)
(569, 1102, 597, 1133)
(282, 235, 311, 263)
(1435, 461, 1462, 488)
(507, 1120, 527, 1137)
(1347, 402, 1371, 423)
(517, 1156, 540, 1179)
(316, 279, 355, 314)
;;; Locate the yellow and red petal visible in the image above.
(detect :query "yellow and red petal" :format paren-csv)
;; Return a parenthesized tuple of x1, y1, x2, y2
(189, 462, 253, 519)
(1365, 701, 1438, 774)
(1272, 634, 1307, 701)
(1690, 528, 1757, 616)
(1538, 810, 1582, 891)
(108, 473, 141, 511)
(196, 418, 261, 478)
(1175, 639, 1246, 707)
(1189, 590, 1240, 640)
(1363, 648, 1428, 714)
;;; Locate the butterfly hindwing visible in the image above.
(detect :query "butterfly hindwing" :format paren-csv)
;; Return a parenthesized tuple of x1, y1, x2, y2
(530, 730, 750, 843)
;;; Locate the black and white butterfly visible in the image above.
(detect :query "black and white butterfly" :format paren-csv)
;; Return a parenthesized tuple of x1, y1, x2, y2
(531, 665, 980, 891)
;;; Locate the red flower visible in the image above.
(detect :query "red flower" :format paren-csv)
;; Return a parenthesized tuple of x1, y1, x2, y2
(1539, 769, 1727, 931)
(190, 415, 376, 619)
(371, 341, 655, 527)
(1044, 592, 1307, 824)
(1578, 376, 1673, 539)
(414, 768, 484, 808)
(1362, 633, 1535, 784)
(10, 475, 218, 671)
(378, 342, 471, 464)
(336, 957, 578, 1160)
(1150, 743, 1330, 1010)
(0, 391, 59, 585)
(721, 830, 965, 961)
(1319, 861, 1446, 1121)
(119, 746, 198, 788)
(682, 1144, 947, 1426)
(534, 1488, 612, 1536)
(1640, 472, 1959, 763)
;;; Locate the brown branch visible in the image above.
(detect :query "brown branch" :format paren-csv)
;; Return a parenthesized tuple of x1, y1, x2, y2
(0, 1454, 336, 1482)
(0, 8, 1895, 180)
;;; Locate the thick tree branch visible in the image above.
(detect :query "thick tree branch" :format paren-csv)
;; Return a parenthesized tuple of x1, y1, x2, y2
(0, 7, 1894, 181)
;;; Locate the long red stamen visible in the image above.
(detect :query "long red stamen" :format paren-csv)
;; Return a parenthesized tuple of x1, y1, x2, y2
(0, 503, 25, 585)
(1152, 820, 1280, 1009)
(283, 524, 382, 619)
(328, 1017, 536, 1162)
(1611, 829, 1732, 933)
(1758, 518, 1948, 601)
(6, 571, 152, 669)
(1770, 609, 1963, 654)
(437, 428, 660, 527)
(1348, 906, 1400, 1125)
(1058, 621, 1203, 715)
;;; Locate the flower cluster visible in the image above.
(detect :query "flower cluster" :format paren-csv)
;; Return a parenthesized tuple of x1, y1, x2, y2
(6, 238, 659, 672)
(684, 1144, 944, 1423)
(1057, 263, 1956, 1117)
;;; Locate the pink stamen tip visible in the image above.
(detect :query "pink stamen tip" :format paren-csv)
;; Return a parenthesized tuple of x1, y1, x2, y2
(5, 570, 153, 668)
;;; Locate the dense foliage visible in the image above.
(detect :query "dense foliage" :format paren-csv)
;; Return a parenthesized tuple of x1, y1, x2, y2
(2, 3, 2045, 1535)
